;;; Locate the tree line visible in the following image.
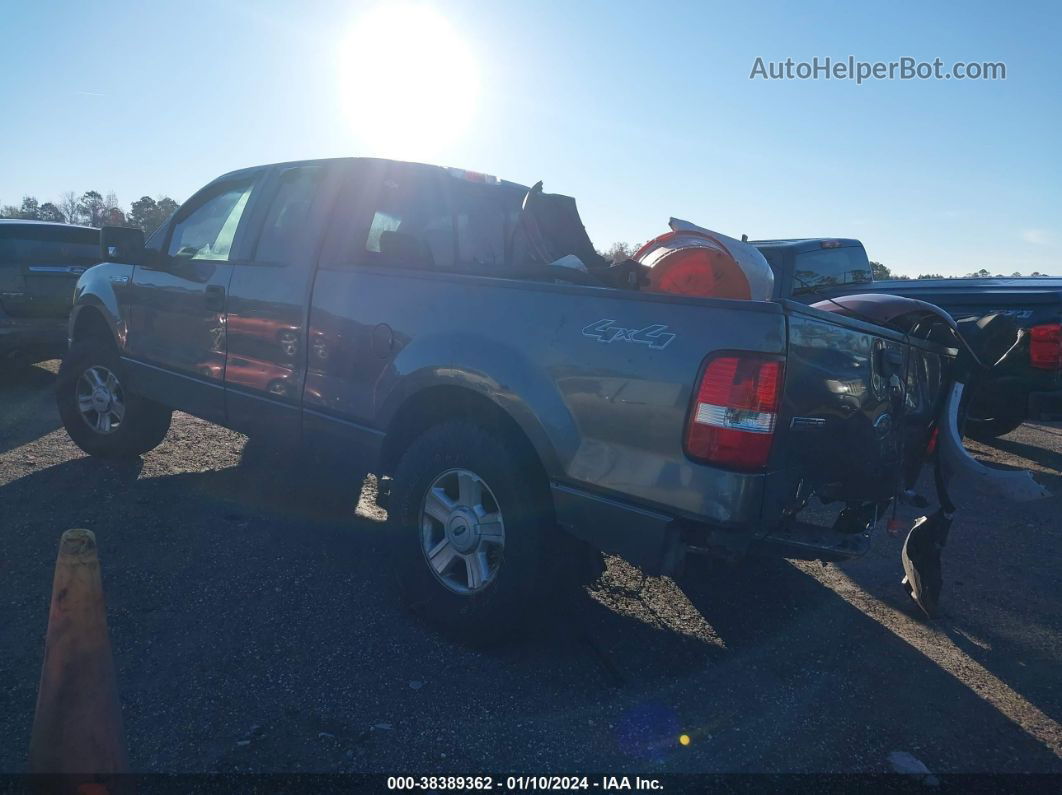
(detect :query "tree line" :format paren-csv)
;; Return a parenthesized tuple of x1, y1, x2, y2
(873, 262, 1049, 280)
(0, 191, 180, 236)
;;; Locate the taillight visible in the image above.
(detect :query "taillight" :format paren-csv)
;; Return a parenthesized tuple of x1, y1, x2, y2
(685, 354, 783, 471)
(1029, 323, 1062, 370)
(926, 427, 939, 456)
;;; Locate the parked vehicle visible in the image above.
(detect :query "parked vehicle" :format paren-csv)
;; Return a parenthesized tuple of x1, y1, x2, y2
(0, 220, 99, 370)
(59, 158, 958, 640)
(753, 237, 1062, 439)
(752, 237, 875, 301)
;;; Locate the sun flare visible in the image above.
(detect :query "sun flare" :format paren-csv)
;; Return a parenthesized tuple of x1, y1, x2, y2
(338, 4, 480, 159)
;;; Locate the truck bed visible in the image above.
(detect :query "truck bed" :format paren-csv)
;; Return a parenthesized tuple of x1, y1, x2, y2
(302, 267, 954, 572)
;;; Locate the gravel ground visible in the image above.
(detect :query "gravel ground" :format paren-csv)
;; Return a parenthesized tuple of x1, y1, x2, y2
(1, 361, 1060, 775)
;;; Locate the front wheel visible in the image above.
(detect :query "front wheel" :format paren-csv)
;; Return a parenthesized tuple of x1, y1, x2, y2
(388, 420, 558, 644)
(56, 337, 172, 458)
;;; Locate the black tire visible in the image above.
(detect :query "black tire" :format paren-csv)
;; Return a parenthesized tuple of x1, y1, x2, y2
(56, 337, 172, 458)
(388, 419, 558, 644)
(963, 412, 1025, 441)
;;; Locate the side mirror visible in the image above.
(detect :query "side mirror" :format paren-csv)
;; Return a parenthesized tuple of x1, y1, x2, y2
(99, 226, 145, 265)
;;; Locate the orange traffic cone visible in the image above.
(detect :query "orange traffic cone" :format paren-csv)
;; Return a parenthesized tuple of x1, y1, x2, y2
(29, 529, 129, 790)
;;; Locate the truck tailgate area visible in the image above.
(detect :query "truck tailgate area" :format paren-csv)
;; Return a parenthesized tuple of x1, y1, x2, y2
(763, 301, 954, 536)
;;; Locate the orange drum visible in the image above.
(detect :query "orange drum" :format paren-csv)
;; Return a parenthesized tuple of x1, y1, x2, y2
(635, 219, 774, 301)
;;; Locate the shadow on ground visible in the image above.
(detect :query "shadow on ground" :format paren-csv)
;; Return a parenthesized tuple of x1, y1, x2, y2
(2, 447, 1059, 773)
(0, 363, 60, 456)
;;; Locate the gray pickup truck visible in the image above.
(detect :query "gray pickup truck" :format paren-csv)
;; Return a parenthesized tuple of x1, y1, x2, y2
(58, 157, 956, 640)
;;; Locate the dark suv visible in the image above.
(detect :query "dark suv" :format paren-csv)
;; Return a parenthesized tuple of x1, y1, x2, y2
(0, 220, 100, 370)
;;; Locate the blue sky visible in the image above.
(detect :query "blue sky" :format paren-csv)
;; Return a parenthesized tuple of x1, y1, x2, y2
(1, 0, 1059, 276)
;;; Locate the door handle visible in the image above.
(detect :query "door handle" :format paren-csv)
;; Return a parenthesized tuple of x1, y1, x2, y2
(205, 284, 226, 311)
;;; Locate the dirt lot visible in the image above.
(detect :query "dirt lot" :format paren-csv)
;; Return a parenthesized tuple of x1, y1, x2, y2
(1, 361, 1060, 774)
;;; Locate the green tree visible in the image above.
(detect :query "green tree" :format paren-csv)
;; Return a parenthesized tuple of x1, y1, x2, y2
(156, 197, 179, 224)
(18, 196, 41, 219)
(77, 190, 106, 226)
(917, 273, 945, 279)
(127, 195, 179, 235)
(870, 260, 891, 280)
(127, 195, 159, 232)
(38, 202, 65, 222)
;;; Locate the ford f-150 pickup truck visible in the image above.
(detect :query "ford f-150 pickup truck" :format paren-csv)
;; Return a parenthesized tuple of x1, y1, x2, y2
(58, 158, 958, 640)
(753, 237, 1062, 439)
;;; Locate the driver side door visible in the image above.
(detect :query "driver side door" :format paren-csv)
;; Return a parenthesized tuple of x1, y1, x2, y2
(124, 171, 262, 423)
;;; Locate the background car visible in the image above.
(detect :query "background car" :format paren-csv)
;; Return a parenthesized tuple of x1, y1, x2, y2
(0, 220, 100, 371)
(754, 237, 1062, 439)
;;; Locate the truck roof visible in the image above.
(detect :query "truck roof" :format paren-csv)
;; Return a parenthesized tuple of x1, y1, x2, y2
(750, 238, 864, 253)
(874, 277, 1061, 291)
(215, 156, 530, 192)
(0, 219, 99, 232)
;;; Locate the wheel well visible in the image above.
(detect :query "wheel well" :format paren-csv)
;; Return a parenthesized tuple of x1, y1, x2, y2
(380, 386, 546, 480)
(71, 307, 115, 348)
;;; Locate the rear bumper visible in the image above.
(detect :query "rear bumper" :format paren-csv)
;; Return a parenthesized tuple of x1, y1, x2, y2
(747, 521, 871, 562)
(551, 479, 873, 575)
(0, 313, 67, 363)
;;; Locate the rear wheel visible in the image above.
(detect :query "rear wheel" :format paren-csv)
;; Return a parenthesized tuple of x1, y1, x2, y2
(56, 337, 172, 458)
(960, 403, 1023, 439)
(963, 413, 1025, 441)
(961, 381, 1026, 440)
(388, 419, 558, 644)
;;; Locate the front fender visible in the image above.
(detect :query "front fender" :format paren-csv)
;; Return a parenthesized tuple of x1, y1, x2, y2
(70, 263, 133, 349)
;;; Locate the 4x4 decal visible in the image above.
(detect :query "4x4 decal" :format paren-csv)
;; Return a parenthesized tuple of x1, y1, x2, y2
(582, 319, 676, 349)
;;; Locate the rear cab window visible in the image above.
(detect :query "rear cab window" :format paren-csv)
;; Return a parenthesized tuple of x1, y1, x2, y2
(451, 180, 523, 273)
(792, 244, 872, 295)
(321, 162, 455, 271)
(322, 162, 529, 277)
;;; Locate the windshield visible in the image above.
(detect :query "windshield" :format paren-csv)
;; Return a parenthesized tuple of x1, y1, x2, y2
(792, 245, 872, 295)
(0, 226, 99, 266)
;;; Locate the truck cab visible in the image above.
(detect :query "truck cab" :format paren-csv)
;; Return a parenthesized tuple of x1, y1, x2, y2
(752, 237, 873, 300)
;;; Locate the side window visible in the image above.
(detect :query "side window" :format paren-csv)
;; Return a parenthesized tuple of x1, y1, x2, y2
(167, 180, 255, 261)
(253, 166, 324, 264)
(324, 165, 454, 270)
(0, 226, 99, 266)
